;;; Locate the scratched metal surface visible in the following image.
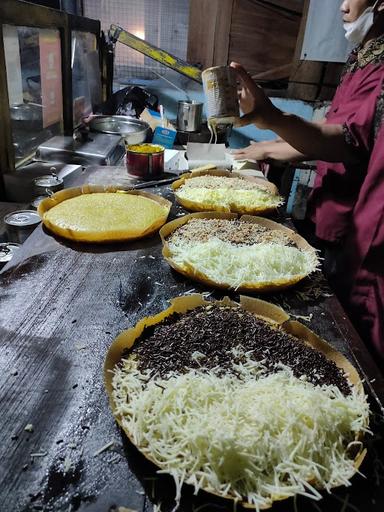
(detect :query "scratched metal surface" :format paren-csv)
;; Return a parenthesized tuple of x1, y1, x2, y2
(0, 183, 383, 512)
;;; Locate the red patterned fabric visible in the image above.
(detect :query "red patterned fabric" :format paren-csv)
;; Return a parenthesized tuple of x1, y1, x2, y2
(309, 35, 384, 356)
(310, 38, 384, 244)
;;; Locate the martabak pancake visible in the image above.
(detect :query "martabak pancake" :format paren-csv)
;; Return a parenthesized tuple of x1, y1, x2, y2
(38, 187, 171, 243)
(160, 213, 319, 292)
(105, 295, 368, 511)
(172, 169, 283, 215)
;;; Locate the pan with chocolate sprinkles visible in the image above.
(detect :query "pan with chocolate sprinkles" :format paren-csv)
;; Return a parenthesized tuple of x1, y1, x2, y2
(128, 304, 351, 395)
(105, 295, 369, 511)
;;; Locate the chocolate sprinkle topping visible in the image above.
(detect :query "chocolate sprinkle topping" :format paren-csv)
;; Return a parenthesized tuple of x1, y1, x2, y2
(129, 305, 351, 395)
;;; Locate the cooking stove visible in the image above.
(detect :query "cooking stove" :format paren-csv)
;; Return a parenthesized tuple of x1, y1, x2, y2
(36, 133, 125, 166)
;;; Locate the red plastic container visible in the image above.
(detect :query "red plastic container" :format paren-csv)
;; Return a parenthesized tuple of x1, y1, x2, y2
(126, 144, 164, 180)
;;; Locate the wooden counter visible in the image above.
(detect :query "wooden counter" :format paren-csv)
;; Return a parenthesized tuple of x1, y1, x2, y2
(1, 173, 383, 512)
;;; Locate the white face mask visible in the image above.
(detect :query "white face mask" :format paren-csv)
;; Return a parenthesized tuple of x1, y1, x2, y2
(343, 1, 378, 44)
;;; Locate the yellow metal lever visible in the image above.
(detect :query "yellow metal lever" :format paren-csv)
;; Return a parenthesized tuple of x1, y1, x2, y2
(109, 24, 202, 84)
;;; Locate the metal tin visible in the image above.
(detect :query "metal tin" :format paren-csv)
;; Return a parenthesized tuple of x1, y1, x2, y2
(177, 100, 203, 132)
(33, 173, 63, 196)
(0, 242, 20, 270)
(30, 195, 48, 210)
(126, 144, 164, 180)
(4, 210, 41, 244)
(201, 66, 240, 124)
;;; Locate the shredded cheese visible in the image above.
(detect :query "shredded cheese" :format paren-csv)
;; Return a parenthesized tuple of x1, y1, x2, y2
(207, 119, 218, 145)
(93, 441, 115, 456)
(168, 238, 318, 289)
(112, 356, 369, 511)
(176, 187, 282, 211)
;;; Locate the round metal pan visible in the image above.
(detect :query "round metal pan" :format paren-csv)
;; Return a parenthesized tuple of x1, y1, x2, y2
(88, 115, 149, 145)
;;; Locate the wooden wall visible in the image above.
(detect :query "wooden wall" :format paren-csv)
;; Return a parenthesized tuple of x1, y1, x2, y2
(229, 0, 302, 79)
(188, 0, 303, 78)
(187, 0, 234, 69)
(287, 0, 343, 100)
(187, 0, 342, 101)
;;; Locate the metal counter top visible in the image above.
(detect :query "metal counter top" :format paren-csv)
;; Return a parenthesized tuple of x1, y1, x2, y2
(0, 172, 383, 512)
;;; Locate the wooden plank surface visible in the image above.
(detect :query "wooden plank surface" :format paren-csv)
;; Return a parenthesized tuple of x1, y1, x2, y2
(1, 176, 384, 511)
(187, 0, 302, 74)
(229, 0, 302, 78)
(187, 0, 234, 68)
(264, 0, 303, 14)
(287, 0, 342, 100)
(287, 0, 325, 100)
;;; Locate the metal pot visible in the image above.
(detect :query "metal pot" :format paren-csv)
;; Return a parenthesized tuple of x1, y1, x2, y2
(177, 100, 203, 132)
(126, 144, 164, 180)
(89, 115, 149, 145)
(33, 172, 63, 197)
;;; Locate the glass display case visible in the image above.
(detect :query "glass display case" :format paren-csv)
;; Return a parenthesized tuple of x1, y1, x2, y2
(3, 24, 64, 167)
(0, 0, 105, 199)
(71, 30, 101, 128)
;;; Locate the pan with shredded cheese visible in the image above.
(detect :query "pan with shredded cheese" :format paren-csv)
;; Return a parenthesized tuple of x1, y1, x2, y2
(172, 171, 283, 215)
(112, 357, 368, 510)
(160, 215, 319, 292)
(105, 295, 369, 511)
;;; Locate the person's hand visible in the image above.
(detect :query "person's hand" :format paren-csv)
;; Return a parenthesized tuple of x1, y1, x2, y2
(230, 62, 278, 128)
(232, 141, 269, 161)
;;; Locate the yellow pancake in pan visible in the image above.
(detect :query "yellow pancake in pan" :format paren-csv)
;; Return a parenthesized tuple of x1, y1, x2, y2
(38, 185, 171, 243)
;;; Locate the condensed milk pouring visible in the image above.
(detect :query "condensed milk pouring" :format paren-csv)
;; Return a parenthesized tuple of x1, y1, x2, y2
(201, 66, 240, 125)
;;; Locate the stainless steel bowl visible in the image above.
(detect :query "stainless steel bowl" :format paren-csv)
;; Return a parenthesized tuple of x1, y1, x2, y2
(89, 115, 149, 145)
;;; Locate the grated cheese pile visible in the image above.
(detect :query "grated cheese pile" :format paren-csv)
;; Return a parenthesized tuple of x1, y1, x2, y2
(168, 237, 318, 289)
(112, 355, 369, 510)
(176, 176, 283, 211)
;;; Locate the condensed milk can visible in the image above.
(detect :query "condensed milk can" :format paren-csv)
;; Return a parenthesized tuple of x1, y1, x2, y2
(201, 66, 240, 124)
(4, 210, 41, 244)
(0, 242, 20, 270)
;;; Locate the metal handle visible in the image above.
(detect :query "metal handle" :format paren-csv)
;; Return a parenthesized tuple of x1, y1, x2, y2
(49, 166, 57, 178)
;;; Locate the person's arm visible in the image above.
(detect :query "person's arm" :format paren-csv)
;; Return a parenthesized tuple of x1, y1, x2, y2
(230, 62, 359, 164)
(262, 113, 353, 163)
(232, 120, 326, 163)
(232, 139, 307, 162)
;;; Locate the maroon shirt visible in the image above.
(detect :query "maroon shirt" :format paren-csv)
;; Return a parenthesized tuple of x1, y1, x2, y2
(310, 35, 384, 253)
(310, 35, 384, 355)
